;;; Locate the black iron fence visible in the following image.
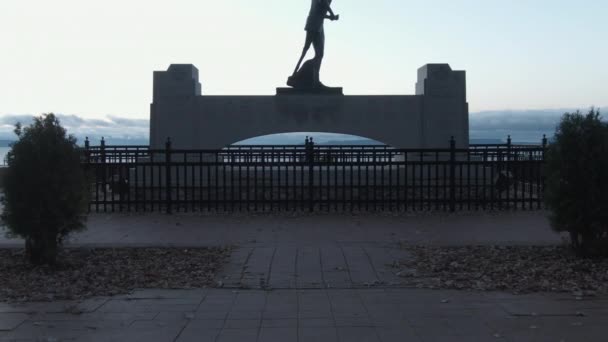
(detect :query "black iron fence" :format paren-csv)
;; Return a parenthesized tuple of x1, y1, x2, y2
(83, 136, 548, 213)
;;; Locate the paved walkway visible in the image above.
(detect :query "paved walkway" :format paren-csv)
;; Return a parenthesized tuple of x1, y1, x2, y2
(1, 288, 606, 342)
(1, 211, 564, 291)
(219, 243, 412, 290)
(3, 211, 600, 341)
(0, 211, 563, 248)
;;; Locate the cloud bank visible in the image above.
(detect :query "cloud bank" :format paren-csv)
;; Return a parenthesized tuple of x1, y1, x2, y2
(0, 114, 148, 144)
(0, 108, 603, 145)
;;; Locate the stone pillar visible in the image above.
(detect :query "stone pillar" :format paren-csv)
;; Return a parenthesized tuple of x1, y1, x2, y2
(153, 64, 201, 101)
(150, 64, 202, 149)
(416, 64, 469, 148)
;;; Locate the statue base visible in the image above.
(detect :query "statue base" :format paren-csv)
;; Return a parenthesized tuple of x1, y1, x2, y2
(276, 87, 343, 95)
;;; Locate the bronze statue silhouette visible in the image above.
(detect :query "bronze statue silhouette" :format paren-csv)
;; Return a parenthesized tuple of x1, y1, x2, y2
(287, 0, 339, 90)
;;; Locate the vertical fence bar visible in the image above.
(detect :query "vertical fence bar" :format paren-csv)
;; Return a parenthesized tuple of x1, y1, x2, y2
(275, 149, 280, 211)
(81, 137, 94, 212)
(528, 150, 534, 209)
(101, 137, 107, 213)
(222, 152, 226, 211)
(238, 151, 242, 211)
(388, 150, 393, 211)
(490, 147, 495, 210)
(466, 148, 471, 210)
(262, 151, 267, 211)
(307, 138, 314, 212)
(133, 148, 138, 212)
(449, 137, 456, 213)
(118, 149, 123, 213)
(349, 149, 354, 211)
(404, 152, 408, 211)
(215, 152, 219, 211)
(418, 151, 423, 211)
(341, 149, 345, 210)
(357, 150, 362, 211)
(497, 148, 503, 210)
(380, 150, 385, 211)
(165, 138, 172, 214)
(230, 152, 235, 211)
(540, 135, 548, 209)
(334, 150, 338, 212)
(301, 144, 305, 212)
(84, 137, 91, 212)
(395, 151, 400, 211)
(157, 151, 161, 212)
(199, 152, 203, 210)
(474, 150, 479, 210)
(506, 136, 512, 210)
(373, 150, 378, 211)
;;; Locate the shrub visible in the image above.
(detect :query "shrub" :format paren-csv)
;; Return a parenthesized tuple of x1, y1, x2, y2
(1, 114, 90, 265)
(544, 108, 608, 256)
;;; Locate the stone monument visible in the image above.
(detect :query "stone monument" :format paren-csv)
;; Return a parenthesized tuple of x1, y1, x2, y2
(149, 2, 468, 150)
(150, 63, 468, 150)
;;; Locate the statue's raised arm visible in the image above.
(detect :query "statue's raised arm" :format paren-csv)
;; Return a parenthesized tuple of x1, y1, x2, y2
(287, 0, 339, 90)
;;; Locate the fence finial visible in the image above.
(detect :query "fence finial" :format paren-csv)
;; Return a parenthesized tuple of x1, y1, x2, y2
(542, 134, 548, 147)
(507, 135, 512, 146)
(100, 137, 105, 147)
(85, 136, 89, 149)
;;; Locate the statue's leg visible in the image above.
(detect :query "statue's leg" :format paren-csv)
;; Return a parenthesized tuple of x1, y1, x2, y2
(312, 30, 325, 68)
(311, 30, 325, 85)
(293, 31, 315, 76)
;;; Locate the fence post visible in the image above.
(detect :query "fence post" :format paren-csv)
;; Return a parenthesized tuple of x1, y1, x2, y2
(165, 137, 172, 214)
(449, 136, 456, 212)
(84, 137, 91, 212)
(100, 136, 106, 182)
(83, 136, 90, 163)
(100, 136, 105, 160)
(506, 134, 512, 163)
(99, 137, 108, 212)
(541, 134, 548, 206)
(307, 137, 315, 212)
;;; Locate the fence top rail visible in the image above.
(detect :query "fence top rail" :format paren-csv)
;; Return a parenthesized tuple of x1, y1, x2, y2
(84, 146, 546, 155)
(469, 144, 543, 150)
(87, 142, 544, 149)
(87, 145, 149, 149)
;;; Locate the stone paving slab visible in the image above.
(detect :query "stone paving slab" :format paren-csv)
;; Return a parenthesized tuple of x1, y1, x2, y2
(218, 244, 411, 290)
(1, 288, 606, 342)
(0, 313, 28, 331)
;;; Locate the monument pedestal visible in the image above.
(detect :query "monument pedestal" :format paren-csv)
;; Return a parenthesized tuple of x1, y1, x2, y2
(276, 87, 343, 95)
(150, 63, 469, 150)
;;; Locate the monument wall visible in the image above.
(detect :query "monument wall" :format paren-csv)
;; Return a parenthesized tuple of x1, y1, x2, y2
(150, 64, 468, 150)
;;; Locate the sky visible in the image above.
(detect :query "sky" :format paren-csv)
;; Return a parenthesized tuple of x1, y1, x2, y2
(1, 0, 606, 121)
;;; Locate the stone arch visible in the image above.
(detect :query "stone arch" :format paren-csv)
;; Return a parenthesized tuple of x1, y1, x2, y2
(230, 132, 386, 147)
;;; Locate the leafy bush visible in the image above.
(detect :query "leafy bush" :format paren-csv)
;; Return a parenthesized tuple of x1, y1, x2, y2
(1, 114, 90, 265)
(545, 108, 608, 256)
